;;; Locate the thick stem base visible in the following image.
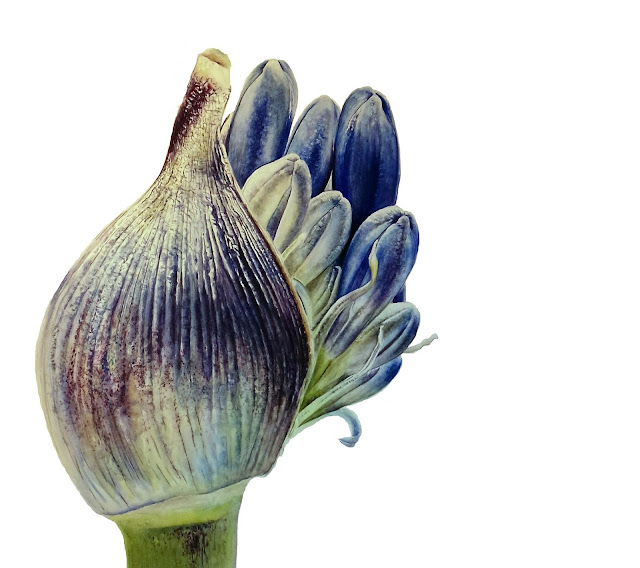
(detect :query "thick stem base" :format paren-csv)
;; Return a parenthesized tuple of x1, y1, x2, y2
(119, 505, 239, 568)
(112, 483, 246, 568)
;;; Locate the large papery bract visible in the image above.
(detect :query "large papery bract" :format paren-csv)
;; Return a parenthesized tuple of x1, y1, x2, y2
(36, 50, 310, 517)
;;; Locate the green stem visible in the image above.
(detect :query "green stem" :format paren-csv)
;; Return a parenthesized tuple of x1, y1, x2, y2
(113, 484, 245, 568)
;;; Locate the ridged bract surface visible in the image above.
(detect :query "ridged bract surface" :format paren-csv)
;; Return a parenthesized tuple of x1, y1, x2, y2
(36, 129, 310, 515)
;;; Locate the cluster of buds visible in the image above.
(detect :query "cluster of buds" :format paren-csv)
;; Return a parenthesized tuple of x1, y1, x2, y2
(223, 56, 433, 444)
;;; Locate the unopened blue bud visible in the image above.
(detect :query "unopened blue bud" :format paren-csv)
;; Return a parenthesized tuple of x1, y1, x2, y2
(324, 208, 419, 357)
(300, 357, 403, 426)
(243, 154, 312, 251)
(306, 302, 419, 403)
(333, 87, 400, 232)
(286, 96, 340, 197)
(282, 190, 351, 285)
(331, 357, 402, 410)
(226, 59, 298, 186)
(354, 302, 419, 373)
(339, 206, 418, 298)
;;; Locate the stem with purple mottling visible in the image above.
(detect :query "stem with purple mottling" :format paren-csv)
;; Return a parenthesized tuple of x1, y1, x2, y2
(115, 487, 244, 568)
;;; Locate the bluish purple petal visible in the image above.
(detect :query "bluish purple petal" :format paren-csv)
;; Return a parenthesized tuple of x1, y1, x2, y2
(339, 357, 402, 407)
(286, 96, 340, 197)
(338, 206, 418, 298)
(304, 302, 419, 404)
(226, 60, 298, 186)
(333, 87, 400, 233)
(325, 212, 419, 357)
(298, 358, 403, 428)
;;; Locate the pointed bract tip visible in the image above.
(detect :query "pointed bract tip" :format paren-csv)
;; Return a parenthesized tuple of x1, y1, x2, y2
(193, 49, 231, 88)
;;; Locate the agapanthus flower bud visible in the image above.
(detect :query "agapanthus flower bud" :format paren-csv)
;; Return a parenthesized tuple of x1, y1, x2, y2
(242, 153, 311, 251)
(339, 206, 416, 297)
(333, 87, 400, 232)
(322, 206, 419, 357)
(282, 190, 351, 285)
(226, 59, 297, 186)
(286, 95, 340, 197)
(303, 302, 420, 405)
(330, 357, 402, 410)
(300, 358, 403, 435)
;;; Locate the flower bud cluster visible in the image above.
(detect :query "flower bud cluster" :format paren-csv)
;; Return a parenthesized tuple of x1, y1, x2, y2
(225, 58, 432, 442)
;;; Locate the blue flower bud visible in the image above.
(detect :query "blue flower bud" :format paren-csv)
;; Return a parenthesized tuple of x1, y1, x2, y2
(333, 87, 400, 232)
(304, 302, 419, 404)
(286, 96, 340, 197)
(328, 357, 402, 412)
(226, 59, 298, 186)
(338, 206, 418, 298)
(322, 208, 419, 358)
(282, 191, 351, 285)
(353, 302, 419, 373)
(298, 358, 403, 428)
(243, 154, 311, 251)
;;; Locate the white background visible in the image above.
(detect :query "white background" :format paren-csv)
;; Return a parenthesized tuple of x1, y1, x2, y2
(1, 1, 639, 566)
